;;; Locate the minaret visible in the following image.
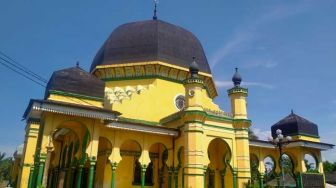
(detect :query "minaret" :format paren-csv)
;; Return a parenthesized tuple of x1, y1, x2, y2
(184, 57, 204, 110)
(182, 57, 207, 188)
(228, 68, 251, 187)
(228, 68, 248, 119)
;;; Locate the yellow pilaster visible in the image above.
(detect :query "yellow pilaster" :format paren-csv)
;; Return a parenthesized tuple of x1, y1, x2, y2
(228, 87, 248, 119)
(87, 121, 101, 158)
(234, 127, 251, 187)
(182, 64, 208, 188)
(18, 119, 40, 188)
(228, 77, 251, 187)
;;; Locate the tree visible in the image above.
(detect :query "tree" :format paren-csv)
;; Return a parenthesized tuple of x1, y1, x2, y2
(0, 153, 5, 161)
(0, 152, 12, 183)
(323, 161, 336, 172)
(248, 128, 258, 140)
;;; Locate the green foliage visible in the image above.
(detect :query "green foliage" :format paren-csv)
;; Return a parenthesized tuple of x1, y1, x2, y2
(304, 159, 318, 172)
(250, 159, 259, 184)
(0, 152, 12, 183)
(248, 128, 258, 140)
(323, 161, 336, 172)
(281, 155, 293, 174)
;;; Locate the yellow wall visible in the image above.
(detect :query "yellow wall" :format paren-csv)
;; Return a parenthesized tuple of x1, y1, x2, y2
(18, 120, 40, 188)
(48, 94, 103, 107)
(106, 78, 220, 123)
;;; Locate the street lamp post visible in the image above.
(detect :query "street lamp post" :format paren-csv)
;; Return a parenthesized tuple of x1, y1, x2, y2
(268, 129, 292, 188)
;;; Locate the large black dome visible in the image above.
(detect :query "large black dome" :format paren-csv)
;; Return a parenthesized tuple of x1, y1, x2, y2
(271, 111, 319, 138)
(90, 20, 211, 74)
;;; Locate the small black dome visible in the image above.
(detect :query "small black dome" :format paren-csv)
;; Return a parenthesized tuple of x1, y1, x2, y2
(45, 66, 105, 99)
(189, 57, 199, 77)
(90, 20, 211, 74)
(232, 68, 242, 86)
(271, 111, 319, 138)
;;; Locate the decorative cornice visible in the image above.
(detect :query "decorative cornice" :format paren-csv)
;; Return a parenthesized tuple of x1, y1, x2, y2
(227, 86, 248, 96)
(288, 132, 320, 139)
(184, 77, 204, 85)
(94, 62, 218, 98)
(27, 118, 41, 124)
(24, 99, 119, 120)
(119, 150, 159, 158)
(105, 121, 178, 137)
(160, 110, 233, 125)
(48, 90, 104, 102)
(118, 117, 158, 126)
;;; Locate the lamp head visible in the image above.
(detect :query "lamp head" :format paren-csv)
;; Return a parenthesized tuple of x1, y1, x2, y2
(286, 136, 292, 142)
(274, 138, 280, 143)
(278, 134, 284, 140)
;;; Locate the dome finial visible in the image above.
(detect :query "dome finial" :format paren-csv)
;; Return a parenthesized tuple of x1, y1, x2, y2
(76, 61, 80, 68)
(232, 67, 242, 86)
(189, 56, 199, 78)
(153, 0, 158, 20)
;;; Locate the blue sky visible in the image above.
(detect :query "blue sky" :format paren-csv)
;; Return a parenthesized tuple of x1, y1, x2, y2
(0, 0, 335, 161)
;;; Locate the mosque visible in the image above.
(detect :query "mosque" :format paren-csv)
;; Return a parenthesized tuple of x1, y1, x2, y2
(12, 10, 334, 188)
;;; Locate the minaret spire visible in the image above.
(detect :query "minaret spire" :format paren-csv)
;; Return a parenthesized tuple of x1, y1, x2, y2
(153, 0, 158, 20)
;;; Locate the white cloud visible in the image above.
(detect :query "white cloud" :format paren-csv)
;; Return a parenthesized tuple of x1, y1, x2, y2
(242, 82, 275, 89)
(321, 131, 336, 161)
(214, 80, 232, 88)
(0, 144, 16, 157)
(210, 2, 311, 68)
(215, 80, 275, 89)
(210, 31, 253, 68)
(243, 60, 278, 69)
(251, 128, 272, 141)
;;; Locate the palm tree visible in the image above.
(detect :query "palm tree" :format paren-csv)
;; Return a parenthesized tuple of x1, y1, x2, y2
(0, 152, 5, 161)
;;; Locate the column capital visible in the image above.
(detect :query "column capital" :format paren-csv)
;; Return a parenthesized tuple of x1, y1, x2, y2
(141, 164, 147, 172)
(232, 168, 238, 176)
(111, 162, 118, 170)
(220, 169, 226, 176)
(167, 166, 175, 174)
(27, 118, 41, 124)
(89, 156, 97, 165)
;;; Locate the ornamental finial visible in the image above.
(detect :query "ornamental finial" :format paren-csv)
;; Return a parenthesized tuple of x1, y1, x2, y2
(232, 67, 242, 86)
(189, 56, 199, 78)
(153, 0, 158, 20)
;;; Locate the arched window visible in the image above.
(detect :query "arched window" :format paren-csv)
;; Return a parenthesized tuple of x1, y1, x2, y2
(133, 159, 141, 184)
(133, 159, 153, 185)
(145, 162, 153, 185)
(304, 153, 318, 172)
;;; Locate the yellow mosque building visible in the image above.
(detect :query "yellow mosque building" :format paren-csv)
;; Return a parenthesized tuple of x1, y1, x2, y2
(13, 16, 334, 188)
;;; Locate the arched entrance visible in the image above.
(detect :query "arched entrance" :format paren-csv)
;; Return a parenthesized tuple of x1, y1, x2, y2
(304, 153, 318, 172)
(115, 139, 142, 187)
(263, 155, 276, 186)
(250, 154, 260, 186)
(279, 153, 296, 187)
(148, 143, 168, 188)
(95, 137, 112, 188)
(46, 121, 90, 188)
(206, 138, 232, 188)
